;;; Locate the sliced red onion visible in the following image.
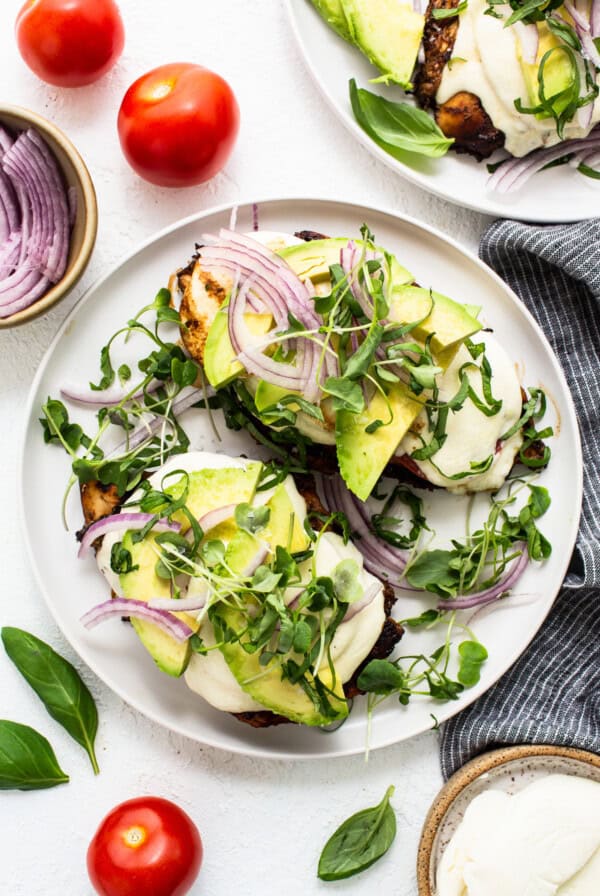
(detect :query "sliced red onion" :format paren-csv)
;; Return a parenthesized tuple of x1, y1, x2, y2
(319, 475, 410, 586)
(341, 580, 382, 623)
(148, 595, 207, 612)
(436, 543, 529, 610)
(198, 504, 236, 532)
(0, 126, 71, 319)
(78, 513, 181, 558)
(241, 542, 269, 577)
(109, 386, 208, 456)
(81, 598, 194, 643)
(565, 0, 600, 66)
(61, 377, 163, 406)
(488, 130, 600, 192)
(513, 20, 539, 64)
(592, 0, 600, 35)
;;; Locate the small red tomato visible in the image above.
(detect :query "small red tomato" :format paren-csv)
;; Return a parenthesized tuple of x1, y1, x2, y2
(87, 796, 203, 896)
(15, 0, 125, 88)
(117, 62, 240, 187)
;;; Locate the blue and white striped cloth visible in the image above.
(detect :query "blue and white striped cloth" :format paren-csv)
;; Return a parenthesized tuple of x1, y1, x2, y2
(440, 219, 600, 779)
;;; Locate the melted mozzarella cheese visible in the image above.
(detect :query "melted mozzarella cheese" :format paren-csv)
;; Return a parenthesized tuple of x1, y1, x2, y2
(185, 530, 386, 714)
(437, 0, 600, 157)
(401, 336, 523, 494)
(437, 775, 600, 896)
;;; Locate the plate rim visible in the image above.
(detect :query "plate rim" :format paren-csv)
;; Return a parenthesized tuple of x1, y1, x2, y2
(19, 196, 584, 760)
(284, 0, 596, 223)
(416, 744, 600, 895)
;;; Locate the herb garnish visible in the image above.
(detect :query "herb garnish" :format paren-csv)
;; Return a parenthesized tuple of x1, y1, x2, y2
(349, 80, 455, 160)
(2, 628, 100, 774)
(0, 720, 69, 791)
(484, 0, 600, 138)
(41, 288, 204, 524)
(318, 786, 397, 881)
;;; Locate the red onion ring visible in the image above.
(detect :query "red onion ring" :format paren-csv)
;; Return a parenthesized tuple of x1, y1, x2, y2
(488, 129, 600, 192)
(78, 513, 181, 558)
(436, 542, 529, 610)
(341, 580, 382, 623)
(198, 504, 236, 532)
(61, 378, 162, 407)
(81, 597, 193, 643)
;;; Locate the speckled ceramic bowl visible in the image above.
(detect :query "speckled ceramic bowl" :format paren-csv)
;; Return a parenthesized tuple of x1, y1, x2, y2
(417, 744, 600, 896)
(0, 104, 97, 328)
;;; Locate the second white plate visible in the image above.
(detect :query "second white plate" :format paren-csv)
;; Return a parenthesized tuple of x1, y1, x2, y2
(286, 0, 600, 222)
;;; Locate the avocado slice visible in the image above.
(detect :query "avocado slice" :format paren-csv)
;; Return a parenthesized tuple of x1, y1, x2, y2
(336, 382, 422, 501)
(254, 380, 299, 415)
(118, 463, 263, 676)
(204, 307, 273, 389)
(120, 531, 199, 677)
(261, 482, 310, 554)
(341, 0, 424, 89)
(310, 0, 352, 41)
(520, 26, 576, 121)
(210, 518, 348, 725)
(389, 285, 482, 358)
(278, 237, 413, 287)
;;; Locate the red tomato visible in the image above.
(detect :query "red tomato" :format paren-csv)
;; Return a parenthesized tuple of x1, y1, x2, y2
(87, 796, 203, 896)
(15, 0, 125, 88)
(117, 62, 240, 187)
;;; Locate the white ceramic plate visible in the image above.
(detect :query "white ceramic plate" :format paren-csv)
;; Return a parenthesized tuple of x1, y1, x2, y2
(21, 198, 582, 759)
(285, 0, 600, 222)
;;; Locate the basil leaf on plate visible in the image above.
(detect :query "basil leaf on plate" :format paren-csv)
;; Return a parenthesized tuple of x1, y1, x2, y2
(349, 79, 454, 160)
(318, 785, 397, 881)
(2, 628, 99, 774)
(0, 720, 69, 790)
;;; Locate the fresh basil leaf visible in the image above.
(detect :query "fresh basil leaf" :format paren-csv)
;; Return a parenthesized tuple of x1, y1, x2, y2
(350, 79, 454, 160)
(0, 720, 69, 791)
(318, 785, 396, 881)
(2, 628, 100, 774)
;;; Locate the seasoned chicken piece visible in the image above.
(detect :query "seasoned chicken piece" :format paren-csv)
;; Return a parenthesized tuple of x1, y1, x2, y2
(414, 0, 461, 108)
(435, 91, 505, 160)
(80, 480, 121, 527)
(414, 0, 505, 159)
(178, 261, 231, 366)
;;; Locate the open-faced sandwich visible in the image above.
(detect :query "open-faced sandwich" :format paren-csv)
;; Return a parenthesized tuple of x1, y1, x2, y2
(310, 0, 600, 188)
(80, 451, 402, 727)
(42, 220, 553, 729)
(174, 227, 540, 501)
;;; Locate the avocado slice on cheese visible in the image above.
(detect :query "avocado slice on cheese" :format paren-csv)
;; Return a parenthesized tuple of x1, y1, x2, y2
(278, 237, 413, 286)
(208, 495, 349, 726)
(336, 382, 422, 501)
(117, 463, 263, 676)
(204, 306, 273, 389)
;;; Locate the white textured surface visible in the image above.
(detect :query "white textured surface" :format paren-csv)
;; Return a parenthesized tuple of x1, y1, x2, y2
(0, 1, 491, 893)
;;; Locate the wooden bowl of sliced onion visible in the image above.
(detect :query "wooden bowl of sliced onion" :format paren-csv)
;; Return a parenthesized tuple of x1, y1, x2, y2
(0, 103, 97, 328)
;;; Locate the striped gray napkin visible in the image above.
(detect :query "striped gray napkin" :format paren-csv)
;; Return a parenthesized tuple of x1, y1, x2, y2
(440, 218, 600, 779)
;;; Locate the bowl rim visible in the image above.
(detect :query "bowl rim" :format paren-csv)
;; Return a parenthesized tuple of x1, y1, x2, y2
(0, 102, 98, 329)
(416, 743, 600, 895)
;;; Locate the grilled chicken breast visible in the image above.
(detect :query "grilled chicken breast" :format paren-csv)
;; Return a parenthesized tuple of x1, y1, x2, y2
(414, 0, 505, 159)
